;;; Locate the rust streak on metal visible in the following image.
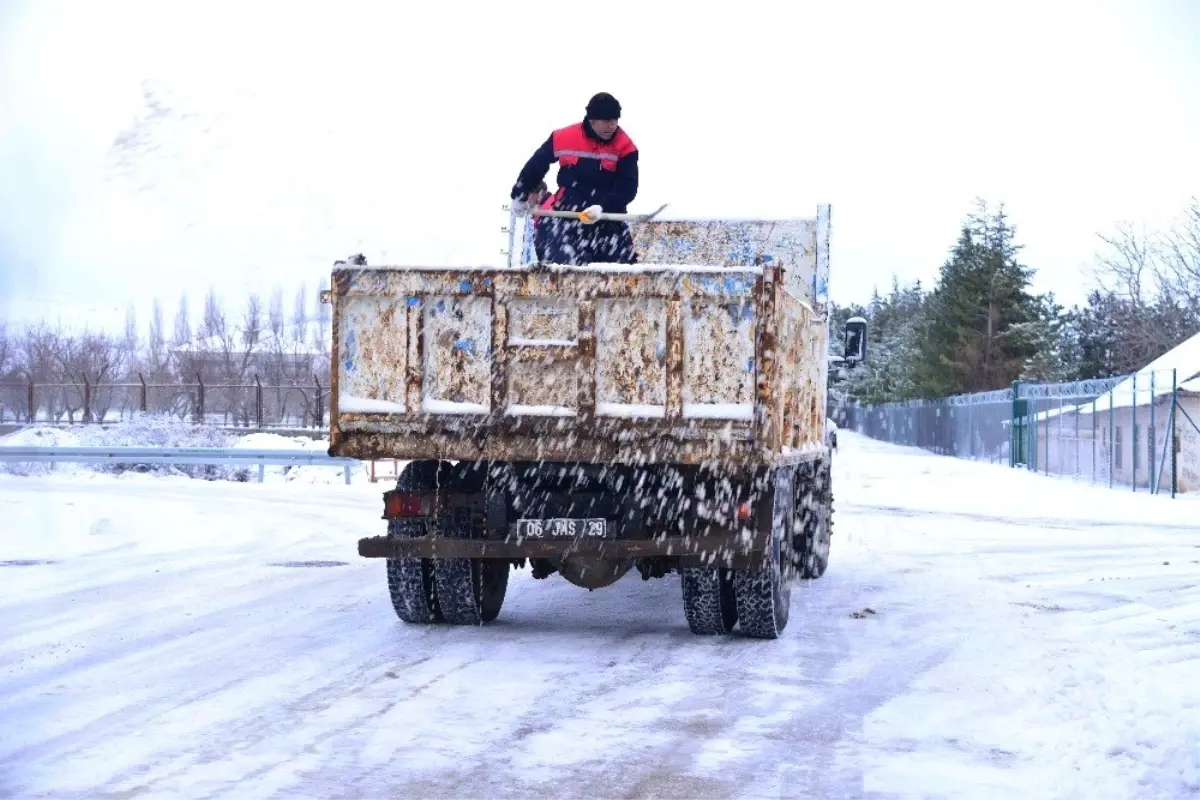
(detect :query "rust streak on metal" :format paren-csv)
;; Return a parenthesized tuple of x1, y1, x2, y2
(665, 298, 683, 420)
(406, 300, 421, 415)
(490, 297, 508, 412)
(577, 300, 596, 427)
(754, 267, 777, 448)
(505, 345, 577, 363)
(332, 428, 768, 468)
(328, 281, 343, 450)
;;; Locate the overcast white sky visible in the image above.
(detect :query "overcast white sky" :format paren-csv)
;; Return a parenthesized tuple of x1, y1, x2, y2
(1, 0, 1198, 336)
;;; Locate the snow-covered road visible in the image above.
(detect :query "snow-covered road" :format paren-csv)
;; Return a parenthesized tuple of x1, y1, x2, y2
(1, 432, 1198, 799)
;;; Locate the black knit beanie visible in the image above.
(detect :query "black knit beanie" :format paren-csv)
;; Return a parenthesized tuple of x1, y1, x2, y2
(586, 92, 622, 120)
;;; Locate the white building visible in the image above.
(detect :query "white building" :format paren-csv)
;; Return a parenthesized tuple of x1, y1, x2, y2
(1031, 332, 1200, 493)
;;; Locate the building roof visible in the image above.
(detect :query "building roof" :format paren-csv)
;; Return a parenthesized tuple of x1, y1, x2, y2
(1034, 329, 1200, 422)
(172, 329, 328, 357)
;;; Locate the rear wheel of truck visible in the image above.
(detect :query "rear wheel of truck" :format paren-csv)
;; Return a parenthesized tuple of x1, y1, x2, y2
(680, 567, 738, 635)
(793, 456, 832, 580)
(733, 560, 791, 639)
(432, 507, 509, 626)
(386, 461, 444, 624)
(733, 469, 793, 639)
(386, 519, 442, 624)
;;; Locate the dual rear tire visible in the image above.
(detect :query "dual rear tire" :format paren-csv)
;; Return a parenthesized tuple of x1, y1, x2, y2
(680, 456, 832, 639)
(385, 456, 832, 637)
(386, 462, 508, 627)
(679, 566, 791, 639)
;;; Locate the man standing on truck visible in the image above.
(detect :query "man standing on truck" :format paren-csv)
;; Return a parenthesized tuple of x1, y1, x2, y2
(509, 92, 639, 265)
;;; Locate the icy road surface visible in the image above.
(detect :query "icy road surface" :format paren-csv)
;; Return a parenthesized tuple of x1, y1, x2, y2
(1, 432, 1198, 799)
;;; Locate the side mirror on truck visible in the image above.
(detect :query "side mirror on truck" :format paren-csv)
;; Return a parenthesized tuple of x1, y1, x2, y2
(844, 316, 867, 367)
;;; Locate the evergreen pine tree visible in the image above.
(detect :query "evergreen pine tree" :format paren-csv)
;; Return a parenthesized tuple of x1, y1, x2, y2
(913, 201, 1040, 396)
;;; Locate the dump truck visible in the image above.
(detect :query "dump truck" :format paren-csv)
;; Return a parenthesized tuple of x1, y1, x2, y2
(326, 205, 865, 638)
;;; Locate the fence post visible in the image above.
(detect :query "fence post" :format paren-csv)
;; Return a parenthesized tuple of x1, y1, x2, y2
(1073, 404, 1080, 477)
(1149, 371, 1156, 494)
(138, 372, 148, 413)
(195, 373, 205, 424)
(1172, 368, 1178, 499)
(27, 379, 34, 424)
(1108, 390, 1115, 489)
(83, 376, 92, 423)
(314, 375, 324, 428)
(1091, 399, 1097, 485)
(255, 375, 264, 429)
(1009, 381, 1019, 468)
(1132, 373, 1138, 492)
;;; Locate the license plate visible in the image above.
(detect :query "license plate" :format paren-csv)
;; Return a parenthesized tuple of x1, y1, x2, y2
(515, 518, 609, 539)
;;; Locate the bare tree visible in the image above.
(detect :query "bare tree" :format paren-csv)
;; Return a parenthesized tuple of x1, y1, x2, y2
(0, 323, 11, 378)
(185, 288, 262, 425)
(202, 286, 225, 340)
(269, 286, 286, 337)
(1092, 221, 1158, 307)
(123, 304, 139, 355)
(0, 324, 16, 422)
(172, 292, 192, 348)
(0, 324, 17, 422)
(55, 331, 128, 422)
(292, 282, 309, 345)
(148, 297, 171, 379)
(244, 293, 263, 349)
(1157, 197, 1200, 313)
(312, 277, 330, 357)
(1082, 200, 1200, 375)
(19, 324, 66, 421)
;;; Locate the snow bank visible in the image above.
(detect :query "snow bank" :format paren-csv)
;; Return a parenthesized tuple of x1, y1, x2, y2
(229, 431, 369, 485)
(0, 427, 86, 477)
(0, 415, 356, 484)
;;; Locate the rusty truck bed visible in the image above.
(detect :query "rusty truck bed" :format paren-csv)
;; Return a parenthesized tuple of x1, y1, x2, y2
(327, 215, 830, 468)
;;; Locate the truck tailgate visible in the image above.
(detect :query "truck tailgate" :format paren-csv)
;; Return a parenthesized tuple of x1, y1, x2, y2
(329, 215, 828, 467)
(332, 267, 786, 461)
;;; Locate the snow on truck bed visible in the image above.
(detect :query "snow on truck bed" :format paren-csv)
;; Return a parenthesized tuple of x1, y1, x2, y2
(0, 432, 1198, 798)
(341, 263, 766, 274)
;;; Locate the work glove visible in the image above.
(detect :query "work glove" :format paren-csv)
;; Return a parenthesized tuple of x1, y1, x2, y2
(578, 204, 604, 224)
(511, 197, 530, 217)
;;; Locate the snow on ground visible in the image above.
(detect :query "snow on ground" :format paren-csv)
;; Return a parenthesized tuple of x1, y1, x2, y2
(0, 431, 1198, 799)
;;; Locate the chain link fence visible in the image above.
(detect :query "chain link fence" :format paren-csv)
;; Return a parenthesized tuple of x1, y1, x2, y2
(837, 369, 1200, 496)
(0, 378, 330, 430)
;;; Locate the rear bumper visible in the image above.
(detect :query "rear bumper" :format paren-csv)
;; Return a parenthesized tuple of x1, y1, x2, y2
(331, 425, 769, 468)
(358, 529, 770, 569)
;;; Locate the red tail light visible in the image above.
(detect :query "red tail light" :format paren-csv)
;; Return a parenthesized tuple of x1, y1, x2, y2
(384, 492, 425, 518)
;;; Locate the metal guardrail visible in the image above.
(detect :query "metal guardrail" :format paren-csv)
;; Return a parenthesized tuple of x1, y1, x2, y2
(0, 446, 361, 485)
